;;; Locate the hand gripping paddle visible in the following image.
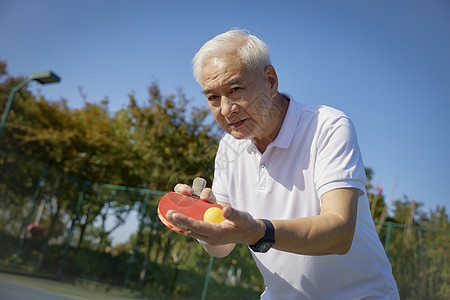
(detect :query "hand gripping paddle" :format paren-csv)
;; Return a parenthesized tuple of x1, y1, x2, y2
(157, 178, 224, 234)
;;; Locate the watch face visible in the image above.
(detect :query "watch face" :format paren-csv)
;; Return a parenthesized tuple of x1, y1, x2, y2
(250, 241, 274, 253)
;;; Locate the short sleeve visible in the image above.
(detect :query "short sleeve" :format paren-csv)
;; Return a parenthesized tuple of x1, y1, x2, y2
(314, 116, 367, 199)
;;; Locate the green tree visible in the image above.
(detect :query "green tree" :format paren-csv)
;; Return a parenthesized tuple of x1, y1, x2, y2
(387, 197, 449, 299)
(364, 167, 391, 223)
(120, 83, 219, 191)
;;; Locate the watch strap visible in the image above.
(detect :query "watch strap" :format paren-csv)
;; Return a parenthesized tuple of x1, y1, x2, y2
(249, 219, 275, 253)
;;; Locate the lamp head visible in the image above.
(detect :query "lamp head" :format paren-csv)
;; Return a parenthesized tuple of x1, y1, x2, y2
(29, 71, 60, 84)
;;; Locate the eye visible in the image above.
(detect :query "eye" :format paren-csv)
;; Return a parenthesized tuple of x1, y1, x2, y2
(207, 95, 218, 102)
(206, 95, 221, 107)
(231, 87, 241, 93)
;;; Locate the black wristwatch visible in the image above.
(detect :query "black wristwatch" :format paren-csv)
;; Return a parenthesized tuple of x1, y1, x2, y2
(249, 219, 275, 253)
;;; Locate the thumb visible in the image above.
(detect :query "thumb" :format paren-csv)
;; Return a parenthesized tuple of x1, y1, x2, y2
(222, 207, 265, 245)
(222, 206, 252, 226)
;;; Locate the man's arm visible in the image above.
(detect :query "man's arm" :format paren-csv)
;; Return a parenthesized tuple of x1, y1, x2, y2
(271, 188, 359, 255)
(167, 186, 359, 257)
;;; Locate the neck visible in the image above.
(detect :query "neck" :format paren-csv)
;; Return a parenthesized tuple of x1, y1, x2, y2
(253, 93, 289, 153)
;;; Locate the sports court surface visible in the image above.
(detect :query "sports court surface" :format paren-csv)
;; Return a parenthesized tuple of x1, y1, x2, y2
(0, 272, 159, 300)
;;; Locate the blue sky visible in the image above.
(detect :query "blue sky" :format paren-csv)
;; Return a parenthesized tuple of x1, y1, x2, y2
(1, 0, 449, 214)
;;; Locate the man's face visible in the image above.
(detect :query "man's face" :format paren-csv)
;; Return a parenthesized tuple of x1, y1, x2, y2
(201, 55, 281, 146)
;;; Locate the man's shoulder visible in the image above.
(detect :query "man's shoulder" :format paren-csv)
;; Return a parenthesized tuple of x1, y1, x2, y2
(298, 103, 351, 130)
(282, 95, 348, 123)
(300, 103, 347, 118)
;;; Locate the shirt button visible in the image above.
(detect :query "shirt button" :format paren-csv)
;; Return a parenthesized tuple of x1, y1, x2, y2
(260, 163, 266, 168)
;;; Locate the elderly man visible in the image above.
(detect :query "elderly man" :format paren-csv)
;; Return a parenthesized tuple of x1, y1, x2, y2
(167, 29, 399, 299)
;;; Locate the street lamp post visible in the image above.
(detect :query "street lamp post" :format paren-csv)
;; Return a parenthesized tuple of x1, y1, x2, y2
(0, 70, 61, 144)
(2, 70, 60, 269)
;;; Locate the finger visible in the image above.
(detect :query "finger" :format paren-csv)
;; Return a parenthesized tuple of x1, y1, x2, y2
(167, 210, 222, 238)
(166, 210, 194, 234)
(167, 210, 204, 232)
(199, 188, 217, 203)
(165, 209, 177, 225)
(174, 183, 194, 195)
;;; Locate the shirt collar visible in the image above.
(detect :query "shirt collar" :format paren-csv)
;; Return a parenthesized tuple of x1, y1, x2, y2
(270, 94, 301, 149)
(246, 94, 302, 153)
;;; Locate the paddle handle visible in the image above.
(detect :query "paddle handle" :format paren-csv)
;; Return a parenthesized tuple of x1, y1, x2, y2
(192, 177, 207, 197)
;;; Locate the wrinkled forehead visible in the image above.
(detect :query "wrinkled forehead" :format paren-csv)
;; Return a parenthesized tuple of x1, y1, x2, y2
(201, 53, 259, 83)
(203, 54, 244, 71)
(209, 57, 227, 68)
(201, 55, 243, 81)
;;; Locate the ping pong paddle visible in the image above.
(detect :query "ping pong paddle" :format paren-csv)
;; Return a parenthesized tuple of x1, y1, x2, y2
(157, 178, 224, 234)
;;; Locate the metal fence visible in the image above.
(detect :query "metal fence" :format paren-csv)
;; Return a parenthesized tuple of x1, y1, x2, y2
(0, 147, 449, 299)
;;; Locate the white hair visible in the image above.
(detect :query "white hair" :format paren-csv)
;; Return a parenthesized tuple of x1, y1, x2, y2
(192, 29, 271, 83)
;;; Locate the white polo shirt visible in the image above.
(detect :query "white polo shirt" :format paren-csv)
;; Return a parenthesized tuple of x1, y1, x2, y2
(212, 97, 399, 299)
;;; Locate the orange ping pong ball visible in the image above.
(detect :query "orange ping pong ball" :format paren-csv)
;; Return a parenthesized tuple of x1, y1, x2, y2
(203, 207, 225, 223)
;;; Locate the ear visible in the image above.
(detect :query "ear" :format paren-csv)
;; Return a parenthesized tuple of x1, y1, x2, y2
(264, 65, 279, 98)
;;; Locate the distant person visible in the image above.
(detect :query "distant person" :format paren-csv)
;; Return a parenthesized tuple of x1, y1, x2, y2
(167, 29, 400, 299)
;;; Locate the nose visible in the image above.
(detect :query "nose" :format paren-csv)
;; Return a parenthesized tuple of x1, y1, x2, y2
(221, 96, 237, 118)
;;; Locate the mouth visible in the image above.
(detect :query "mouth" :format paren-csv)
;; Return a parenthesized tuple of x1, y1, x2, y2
(229, 119, 247, 130)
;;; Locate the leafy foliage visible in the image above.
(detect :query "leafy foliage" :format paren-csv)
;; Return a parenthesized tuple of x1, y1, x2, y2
(121, 84, 219, 190)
